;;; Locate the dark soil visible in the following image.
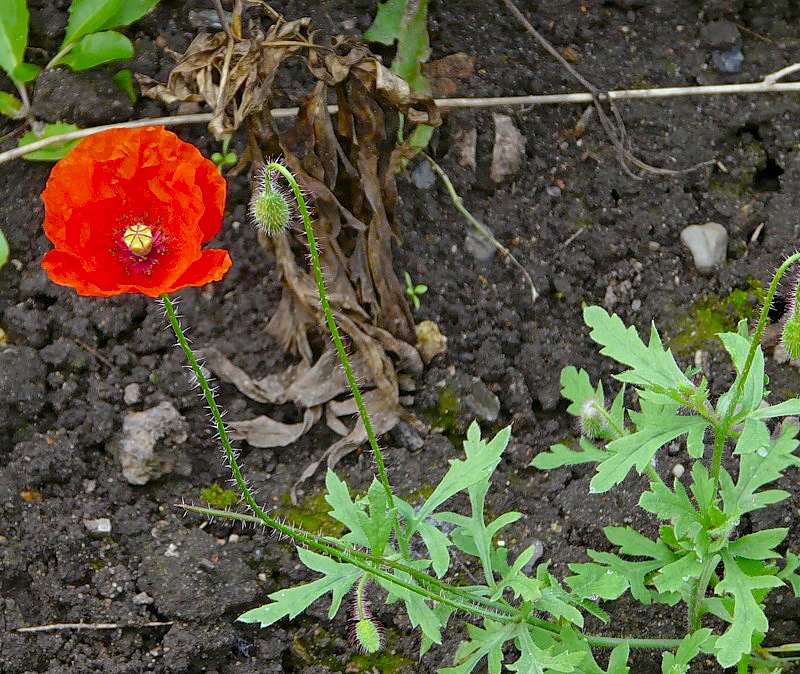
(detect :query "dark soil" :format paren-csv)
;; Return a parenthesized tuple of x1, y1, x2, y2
(4, 0, 800, 672)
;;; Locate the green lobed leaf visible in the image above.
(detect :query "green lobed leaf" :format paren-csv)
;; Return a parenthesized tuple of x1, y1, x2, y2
(440, 621, 515, 674)
(583, 305, 691, 394)
(356, 479, 395, 557)
(0, 226, 9, 271)
(237, 548, 360, 626)
(324, 470, 368, 547)
(61, 0, 124, 50)
(565, 562, 629, 601)
(408, 422, 510, 537)
(509, 624, 583, 674)
(18, 122, 81, 161)
(61, 30, 133, 71)
(752, 398, 800, 419)
(720, 421, 799, 517)
(395, 497, 451, 577)
(560, 366, 603, 416)
(716, 331, 765, 419)
(532, 437, 608, 470)
(0, 91, 23, 118)
(376, 568, 443, 644)
(0, 0, 29, 81)
(713, 552, 783, 668)
(653, 551, 703, 594)
(778, 551, 800, 597)
(728, 529, 788, 561)
(660, 629, 713, 674)
(535, 566, 585, 627)
(640, 476, 703, 539)
(590, 411, 708, 493)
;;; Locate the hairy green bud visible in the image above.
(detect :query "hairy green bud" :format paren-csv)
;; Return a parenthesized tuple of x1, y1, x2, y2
(354, 618, 382, 654)
(250, 163, 293, 236)
(782, 312, 800, 361)
(579, 397, 609, 439)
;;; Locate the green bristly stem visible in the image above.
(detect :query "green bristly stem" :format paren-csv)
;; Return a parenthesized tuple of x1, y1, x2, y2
(264, 163, 397, 521)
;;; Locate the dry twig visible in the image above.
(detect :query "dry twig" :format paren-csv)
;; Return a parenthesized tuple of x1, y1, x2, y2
(15, 621, 173, 633)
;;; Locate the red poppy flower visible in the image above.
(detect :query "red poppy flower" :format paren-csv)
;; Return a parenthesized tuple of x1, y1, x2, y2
(41, 126, 231, 297)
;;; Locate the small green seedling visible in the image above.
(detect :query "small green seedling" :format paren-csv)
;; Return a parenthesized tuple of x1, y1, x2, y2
(211, 137, 238, 174)
(404, 271, 427, 310)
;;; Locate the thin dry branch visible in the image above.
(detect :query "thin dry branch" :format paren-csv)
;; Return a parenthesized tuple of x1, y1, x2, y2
(14, 621, 173, 633)
(3, 68, 800, 165)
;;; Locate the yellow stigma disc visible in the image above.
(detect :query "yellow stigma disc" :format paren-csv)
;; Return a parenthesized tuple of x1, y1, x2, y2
(123, 224, 154, 257)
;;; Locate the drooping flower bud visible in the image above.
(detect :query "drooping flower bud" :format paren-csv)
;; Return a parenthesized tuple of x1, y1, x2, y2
(347, 579, 384, 654)
(352, 618, 383, 654)
(579, 397, 610, 439)
(782, 312, 800, 361)
(249, 164, 292, 236)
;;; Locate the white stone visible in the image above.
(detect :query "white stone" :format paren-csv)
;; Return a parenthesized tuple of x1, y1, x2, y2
(490, 113, 526, 183)
(123, 383, 141, 405)
(680, 223, 728, 274)
(84, 517, 112, 535)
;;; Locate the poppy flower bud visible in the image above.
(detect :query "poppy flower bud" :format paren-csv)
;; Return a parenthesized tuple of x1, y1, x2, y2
(250, 165, 292, 236)
(782, 312, 800, 360)
(352, 617, 383, 654)
(579, 397, 610, 439)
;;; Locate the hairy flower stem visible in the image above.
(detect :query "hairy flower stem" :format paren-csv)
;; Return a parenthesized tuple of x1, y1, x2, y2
(263, 162, 408, 557)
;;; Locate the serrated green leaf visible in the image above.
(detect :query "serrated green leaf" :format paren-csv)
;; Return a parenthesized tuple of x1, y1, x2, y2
(560, 366, 602, 416)
(653, 551, 703, 594)
(61, 0, 124, 50)
(324, 470, 368, 546)
(376, 569, 443, 644)
(356, 479, 394, 556)
(0, 227, 9, 271)
(733, 416, 769, 458)
(728, 529, 787, 561)
(18, 122, 81, 161)
(237, 548, 359, 626)
(565, 562, 629, 600)
(661, 629, 713, 674)
(509, 625, 583, 674)
(440, 621, 515, 674)
(720, 422, 799, 517)
(0, 91, 22, 118)
(590, 412, 708, 493)
(640, 478, 702, 539)
(535, 566, 585, 627)
(752, 399, 800, 419)
(408, 423, 509, 536)
(532, 437, 608, 470)
(714, 552, 783, 668)
(62, 30, 133, 71)
(716, 331, 765, 419)
(778, 551, 800, 597)
(583, 305, 691, 394)
(395, 497, 451, 577)
(606, 643, 631, 674)
(0, 0, 28, 81)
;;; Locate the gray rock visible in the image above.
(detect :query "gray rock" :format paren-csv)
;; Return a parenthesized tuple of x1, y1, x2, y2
(680, 223, 728, 275)
(712, 47, 744, 74)
(464, 378, 501, 422)
(108, 402, 191, 485)
(84, 518, 112, 535)
(411, 160, 436, 190)
(123, 383, 141, 405)
(389, 420, 424, 451)
(490, 113, 526, 183)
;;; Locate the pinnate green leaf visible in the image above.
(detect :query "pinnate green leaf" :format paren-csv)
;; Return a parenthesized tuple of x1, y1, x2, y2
(583, 305, 690, 394)
(713, 553, 782, 668)
(590, 410, 708, 493)
(531, 437, 607, 470)
(715, 329, 765, 419)
(407, 422, 509, 536)
(61, 30, 133, 71)
(661, 630, 713, 674)
(728, 529, 788, 561)
(356, 479, 395, 556)
(237, 549, 359, 626)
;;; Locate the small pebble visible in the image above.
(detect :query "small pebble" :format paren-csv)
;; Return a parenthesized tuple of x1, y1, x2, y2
(545, 185, 562, 198)
(672, 463, 685, 479)
(490, 113, 526, 183)
(227, 533, 240, 544)
(123, 383, 141, 405)
(648, 241, 660, 251)
(411, 160, 436, 190)
(164, 543, 179, 557)
(84, 517, 112, 535)
(680, 222, 728, 275)
(631, 299, 642, 312)
(133, 592, 153, 605)
(712, 47, 744, 73)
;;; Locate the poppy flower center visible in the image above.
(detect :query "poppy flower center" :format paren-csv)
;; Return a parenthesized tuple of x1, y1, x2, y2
(115, 220, 167, 276)
(123, 224, 154, 257)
